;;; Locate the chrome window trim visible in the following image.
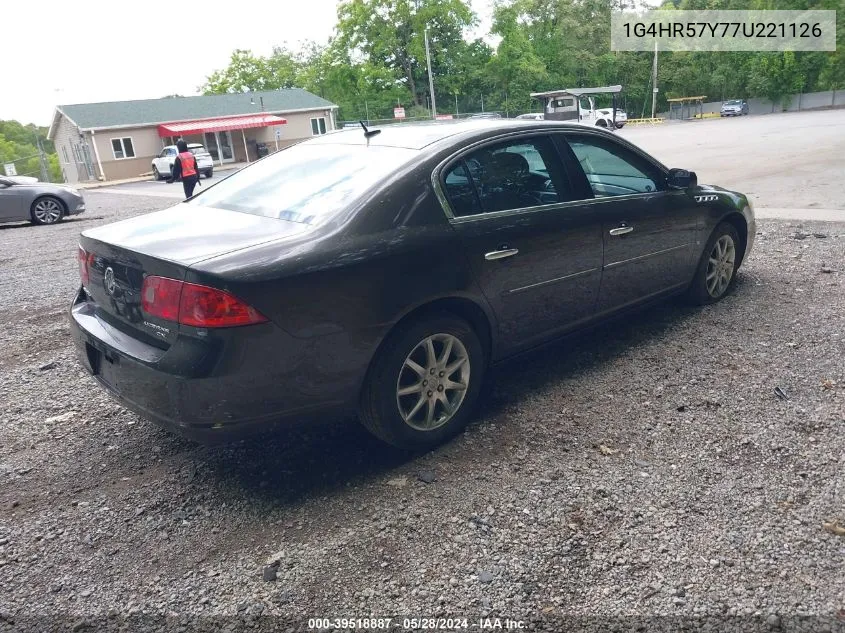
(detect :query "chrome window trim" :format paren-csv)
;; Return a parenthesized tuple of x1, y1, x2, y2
(430, 127, 672, 224)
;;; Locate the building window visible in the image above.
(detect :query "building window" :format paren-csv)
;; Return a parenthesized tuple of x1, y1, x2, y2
(61, 146, 69, 164)
(111, 137, 135, 160)
(310, 117, 327, 135)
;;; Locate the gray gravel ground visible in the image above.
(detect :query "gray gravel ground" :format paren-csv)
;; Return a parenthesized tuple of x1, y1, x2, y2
(1, 191, 844, 633)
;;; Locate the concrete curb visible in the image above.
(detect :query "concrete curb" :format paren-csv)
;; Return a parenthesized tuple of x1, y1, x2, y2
(75, 163, 246, 190)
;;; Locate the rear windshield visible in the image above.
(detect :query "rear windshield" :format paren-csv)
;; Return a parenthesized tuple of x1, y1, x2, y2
(188, 146, 207, 154)
(725, 100, 742, 105)
(186, 142, 418, 224)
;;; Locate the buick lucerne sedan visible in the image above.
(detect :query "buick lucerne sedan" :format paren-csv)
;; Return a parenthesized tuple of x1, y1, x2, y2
(70, 119, 755, 450)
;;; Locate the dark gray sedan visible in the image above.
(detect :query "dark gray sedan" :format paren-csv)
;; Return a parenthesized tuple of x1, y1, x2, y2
(0, 176, 86, 225)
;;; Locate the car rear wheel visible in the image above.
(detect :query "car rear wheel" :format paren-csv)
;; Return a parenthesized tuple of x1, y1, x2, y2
(30, 196, 65, 225)
(205, 169, 213, 178)
(685, 221, 741, 305)
(596, 120, 608, 128)
(359, 314, 485, 451)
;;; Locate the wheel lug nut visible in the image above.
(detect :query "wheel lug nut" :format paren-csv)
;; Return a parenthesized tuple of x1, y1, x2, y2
(430, 368, 435, 374)
(423, 380, 428, 386)
(439, 371, 444, 377)
(438, 385, 444, 391)
(427, 391, 433, 397)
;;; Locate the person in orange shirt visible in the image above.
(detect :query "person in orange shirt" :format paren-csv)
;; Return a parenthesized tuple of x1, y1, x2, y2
(168, 139, 202, 199)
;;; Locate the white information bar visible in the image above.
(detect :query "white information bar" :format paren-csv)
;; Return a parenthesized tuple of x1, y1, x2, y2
(611, 10, 837, 52)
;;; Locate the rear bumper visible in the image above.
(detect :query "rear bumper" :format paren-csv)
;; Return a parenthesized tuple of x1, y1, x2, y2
(68, 288, 354, 443)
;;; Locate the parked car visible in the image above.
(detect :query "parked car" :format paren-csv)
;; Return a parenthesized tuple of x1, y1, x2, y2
(0, 176, 86, 225)
(152, 143, 214, 180)
(515, 113, 545, 120)
(581, 107, 628, 128)
(70, 119, 755, 451)
(470, 112, 502, 119)
(721, 100, 749, 117)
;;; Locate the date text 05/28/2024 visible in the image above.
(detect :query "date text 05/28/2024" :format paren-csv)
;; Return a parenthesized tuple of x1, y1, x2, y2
(307, 618, 526, 630)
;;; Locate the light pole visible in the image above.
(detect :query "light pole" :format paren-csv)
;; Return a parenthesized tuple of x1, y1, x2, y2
(424, 27, 436, 119)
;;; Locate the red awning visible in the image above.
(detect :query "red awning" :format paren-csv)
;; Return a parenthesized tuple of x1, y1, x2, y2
(157, 114, 287, 137)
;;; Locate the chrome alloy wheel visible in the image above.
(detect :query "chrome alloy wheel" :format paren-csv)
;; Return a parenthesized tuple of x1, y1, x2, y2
(706, 234, 736, 298)
(33, 198, 62, 224)
(396, 333, 470, 431)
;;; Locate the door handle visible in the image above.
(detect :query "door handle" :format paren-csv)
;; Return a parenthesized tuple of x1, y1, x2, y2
(609, 226, 634, 236)
(485, 248, 519, 261)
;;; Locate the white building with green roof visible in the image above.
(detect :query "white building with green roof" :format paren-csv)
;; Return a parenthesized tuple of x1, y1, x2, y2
(47, 89, 339, 183)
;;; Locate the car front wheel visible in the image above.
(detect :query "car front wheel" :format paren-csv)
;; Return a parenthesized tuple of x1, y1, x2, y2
(359, 314, 485, 451)
(30, 196, 65, 225)
(685, 221, 741, 305)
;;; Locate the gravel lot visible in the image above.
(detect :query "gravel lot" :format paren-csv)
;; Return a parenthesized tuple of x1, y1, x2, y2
(2, 113, 845, 632)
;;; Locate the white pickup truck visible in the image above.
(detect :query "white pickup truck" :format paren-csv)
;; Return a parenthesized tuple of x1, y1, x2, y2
(534, 91, 627, 129)
(579, 98, 627, 129)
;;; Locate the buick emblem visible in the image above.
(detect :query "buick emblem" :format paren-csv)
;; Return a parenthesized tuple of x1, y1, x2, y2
(103, 267, 116, 295)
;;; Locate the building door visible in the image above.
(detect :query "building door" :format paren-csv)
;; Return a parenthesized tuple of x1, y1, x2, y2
(203, 131, 235, 165)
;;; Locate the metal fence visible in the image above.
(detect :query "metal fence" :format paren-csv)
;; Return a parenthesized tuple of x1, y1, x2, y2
(659, 89, 844, 119)
(340, 111, 510, 128)
(2, 143, 51, 182)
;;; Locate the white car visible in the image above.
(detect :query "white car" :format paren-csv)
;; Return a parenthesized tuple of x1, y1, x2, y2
(581, 107, 627, 129)
(151, 143, 214, 181)
(515, 112, 545, 120)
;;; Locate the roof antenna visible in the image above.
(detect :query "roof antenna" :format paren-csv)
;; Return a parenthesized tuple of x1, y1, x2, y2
(359, 120, 381, 138)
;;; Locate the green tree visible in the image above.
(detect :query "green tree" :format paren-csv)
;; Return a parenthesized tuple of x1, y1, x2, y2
(0, 120, 61, 181)
(201, 48, 301, 93)
(335, 0, 476, 107)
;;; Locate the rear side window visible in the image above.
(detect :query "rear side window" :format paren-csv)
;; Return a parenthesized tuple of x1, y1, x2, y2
(565, 135, 664, 197)
(187, 143, 418, 224)
(442, 136, 571, 217)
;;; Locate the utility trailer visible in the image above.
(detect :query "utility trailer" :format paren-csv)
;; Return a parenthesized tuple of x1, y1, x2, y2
(530, 85, 626, 129)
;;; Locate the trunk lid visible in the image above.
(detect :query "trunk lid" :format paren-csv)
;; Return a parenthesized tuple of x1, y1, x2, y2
(79, 203, 314, 345)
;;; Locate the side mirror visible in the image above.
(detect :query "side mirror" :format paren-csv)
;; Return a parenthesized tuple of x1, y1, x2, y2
(668, 168, 697, 189)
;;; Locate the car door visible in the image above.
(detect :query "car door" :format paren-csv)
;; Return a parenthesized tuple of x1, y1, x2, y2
(154, 148, 175, 175)
(436, 133, 605, 352)
(152, 149, 166, 173)
(559, 131, 701, 316)
(0, 179, 24, 221)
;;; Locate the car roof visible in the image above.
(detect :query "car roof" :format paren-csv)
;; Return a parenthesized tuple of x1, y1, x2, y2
(306, 119, 608, 151)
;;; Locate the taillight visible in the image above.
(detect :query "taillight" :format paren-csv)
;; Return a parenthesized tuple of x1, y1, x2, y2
(179, 283, 268, 327)
(78, 246, 93, 286)
(141, 276, 182, 322)
(140, 276, 268, 328)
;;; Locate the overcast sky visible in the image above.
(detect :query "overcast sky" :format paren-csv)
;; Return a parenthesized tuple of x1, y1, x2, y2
(4, 0, 495, 127)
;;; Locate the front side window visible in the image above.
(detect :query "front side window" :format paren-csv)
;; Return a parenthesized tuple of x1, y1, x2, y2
(443, 136, 569, 217)
(311, 117, 327, 135)
(111, 137, 136, 160)
(565, 135, 663, 197)
(186, 142, 418, 225)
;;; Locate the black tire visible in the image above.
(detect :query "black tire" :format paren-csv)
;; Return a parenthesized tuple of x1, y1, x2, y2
(596, 119, 608, 128)
(152, 166, 161, 181)
(359, 313, 485, 451)
(205, 169, 213, 178)
(29, 196, 66, 225)
(685, 221, 742, 306)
